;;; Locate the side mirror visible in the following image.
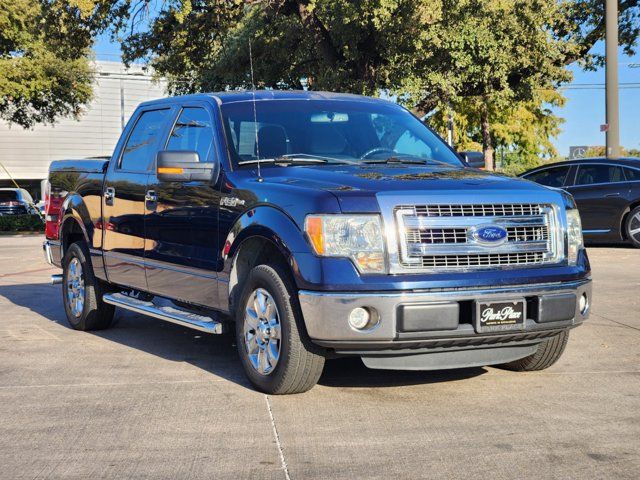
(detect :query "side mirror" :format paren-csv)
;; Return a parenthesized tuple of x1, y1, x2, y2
(459, 151, 485, 169)
(156, 151, 213, 182)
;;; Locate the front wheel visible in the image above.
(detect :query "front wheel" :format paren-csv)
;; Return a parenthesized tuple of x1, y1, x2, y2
(500, 330, 569, 371)
(235, 264, 325, 394)
(62, 242, 115, 331)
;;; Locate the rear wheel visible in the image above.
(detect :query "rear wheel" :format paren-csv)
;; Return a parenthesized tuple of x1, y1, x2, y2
(500, 330, 569, 371)
(625, 206, 640, 248)
(235, 264, 325, 394)
(62, 242, 115, 331)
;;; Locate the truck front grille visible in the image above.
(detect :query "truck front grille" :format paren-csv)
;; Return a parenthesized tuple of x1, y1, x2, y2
(394, 203, 560, 272)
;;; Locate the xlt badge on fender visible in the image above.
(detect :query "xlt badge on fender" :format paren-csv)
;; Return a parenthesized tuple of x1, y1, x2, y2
(220, 197, 246, 207)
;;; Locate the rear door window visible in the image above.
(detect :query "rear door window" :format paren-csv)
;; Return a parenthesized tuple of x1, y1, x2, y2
(575, 165, 625, 185)
(120, 109, 171, 171)
(525, 166, 570, 187)
(624, 168, 640, 181)
(166, 107, 214, 162)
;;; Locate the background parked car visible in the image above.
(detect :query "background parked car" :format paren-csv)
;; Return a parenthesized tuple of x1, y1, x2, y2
(520, 157, 640, 247)
(0, 188, 38, 216)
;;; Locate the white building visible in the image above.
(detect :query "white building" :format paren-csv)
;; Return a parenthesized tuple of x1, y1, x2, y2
(0, 61, 167, 198)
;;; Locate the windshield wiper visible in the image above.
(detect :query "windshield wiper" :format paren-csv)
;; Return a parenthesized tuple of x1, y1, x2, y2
(362, 156, 427, 165)
(363, 156, 455, 167)
(238, 154, 357, 166)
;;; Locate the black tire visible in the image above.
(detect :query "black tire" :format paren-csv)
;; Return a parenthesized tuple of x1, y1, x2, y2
(62, 242, 115, 331)
(625, 206, 640, 248)
(500, 330, 569, 371)
(235, 264, 325, 394)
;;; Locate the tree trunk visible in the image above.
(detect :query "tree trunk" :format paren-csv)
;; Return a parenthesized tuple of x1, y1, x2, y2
(480, 98, 494, 171)
(294, 1, 343, 67)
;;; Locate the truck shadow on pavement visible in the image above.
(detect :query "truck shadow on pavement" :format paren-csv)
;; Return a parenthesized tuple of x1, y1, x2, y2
(0, 282, 486, 391)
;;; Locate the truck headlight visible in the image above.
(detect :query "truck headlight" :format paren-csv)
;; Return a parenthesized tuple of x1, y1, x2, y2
(304, 214, 386, 274)
(566, 209, 583, 265)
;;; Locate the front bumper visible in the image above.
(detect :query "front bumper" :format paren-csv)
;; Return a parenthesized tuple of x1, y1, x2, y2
(298, 278, 591, 352)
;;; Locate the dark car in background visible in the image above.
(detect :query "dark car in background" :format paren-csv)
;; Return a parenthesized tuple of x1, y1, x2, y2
(520, 158, 640, 247)
(0, 188, 37, 216)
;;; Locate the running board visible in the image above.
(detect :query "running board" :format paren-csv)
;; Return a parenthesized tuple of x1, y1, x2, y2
(103, 293, 223, 334)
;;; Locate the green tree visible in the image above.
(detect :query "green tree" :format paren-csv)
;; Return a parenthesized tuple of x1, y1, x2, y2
(114, 0, 639, 170)
(397, 0, 577, 170)
(121, 0, 442, 95)
(429, 89, 566, 175)
(0, 0, 122, 127)
(559, 0, 640, 70)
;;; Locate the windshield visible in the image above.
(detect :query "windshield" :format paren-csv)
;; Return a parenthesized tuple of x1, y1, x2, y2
(220, 99, 463, 168)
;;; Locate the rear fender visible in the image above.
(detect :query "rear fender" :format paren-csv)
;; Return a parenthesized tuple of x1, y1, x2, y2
(59, 194, 106, 280)
(59, 193, 92, 249)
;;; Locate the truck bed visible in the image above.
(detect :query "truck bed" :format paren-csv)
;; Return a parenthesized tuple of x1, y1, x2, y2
(49, 158, 109, 174)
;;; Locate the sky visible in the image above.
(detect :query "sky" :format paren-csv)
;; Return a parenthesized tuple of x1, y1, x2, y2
(94, 33, 640, 158)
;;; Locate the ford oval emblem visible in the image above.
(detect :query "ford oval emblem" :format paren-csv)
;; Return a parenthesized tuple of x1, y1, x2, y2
(472, 225, 508, 245)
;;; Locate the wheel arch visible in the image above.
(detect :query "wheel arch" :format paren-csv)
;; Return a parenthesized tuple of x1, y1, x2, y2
(620, 200, 640, 241)
(222, 206, 318, 317)
(60, 213, 88, 256)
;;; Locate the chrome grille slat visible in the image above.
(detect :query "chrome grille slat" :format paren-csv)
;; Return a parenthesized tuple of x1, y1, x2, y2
(403, 215, 548, 228)
(406, 240, 549, 256)
(405, 203, 543, 217)
(394, 203, 559, 272)
(417, 252, 545, 269)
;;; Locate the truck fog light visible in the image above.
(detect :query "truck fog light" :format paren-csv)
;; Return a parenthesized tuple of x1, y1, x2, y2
(579, 293, 589, 315)
(349, 307, 372, 330)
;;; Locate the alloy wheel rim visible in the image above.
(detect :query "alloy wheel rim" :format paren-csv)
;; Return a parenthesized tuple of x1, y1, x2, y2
(66, 257, 85, 317)
(630, 212, 640, 243)
(243, 288, 281, 376)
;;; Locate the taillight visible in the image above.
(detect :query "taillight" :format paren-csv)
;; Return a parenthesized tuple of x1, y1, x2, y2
(43, 181, 50, 214)
(45, 183, 63, 240)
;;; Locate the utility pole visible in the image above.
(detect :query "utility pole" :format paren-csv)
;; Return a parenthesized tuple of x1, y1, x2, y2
(606, 0, 621, 158)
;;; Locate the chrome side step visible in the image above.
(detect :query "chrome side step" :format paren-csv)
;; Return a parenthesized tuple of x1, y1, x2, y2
(51, 274, 63, 285)
(103, 293, 223, 334)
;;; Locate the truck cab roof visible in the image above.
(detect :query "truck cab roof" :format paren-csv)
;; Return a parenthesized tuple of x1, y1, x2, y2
(138, 90, 394, 108)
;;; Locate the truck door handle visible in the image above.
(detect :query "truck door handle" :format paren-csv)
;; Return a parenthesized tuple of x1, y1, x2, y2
(104, 187, 115, 206)
(145, 190, 157, 210)
(605, 193, 620, 198)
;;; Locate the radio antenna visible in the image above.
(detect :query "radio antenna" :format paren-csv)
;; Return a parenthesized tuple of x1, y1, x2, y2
(249, 39, 262, 181)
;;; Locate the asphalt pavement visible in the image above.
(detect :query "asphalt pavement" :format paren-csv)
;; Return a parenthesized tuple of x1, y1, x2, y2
(0, 235, 638, 479)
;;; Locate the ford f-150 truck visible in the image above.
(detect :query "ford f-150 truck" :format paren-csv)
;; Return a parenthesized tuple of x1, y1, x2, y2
(43, 91, 592, 394)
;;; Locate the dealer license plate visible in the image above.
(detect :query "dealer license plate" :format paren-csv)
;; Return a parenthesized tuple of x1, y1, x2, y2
(475, 299, 526, 333)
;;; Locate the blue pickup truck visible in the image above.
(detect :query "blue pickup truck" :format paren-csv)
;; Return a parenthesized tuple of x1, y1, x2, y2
(44, 91, 591, 394)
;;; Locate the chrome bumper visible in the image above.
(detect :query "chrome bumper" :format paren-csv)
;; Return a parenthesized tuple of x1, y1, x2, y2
(298, 279, 592, 345)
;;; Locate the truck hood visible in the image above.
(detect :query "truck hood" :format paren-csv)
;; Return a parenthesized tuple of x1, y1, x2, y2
(256, 163, 543, 193)
(232, 163, 569, 219)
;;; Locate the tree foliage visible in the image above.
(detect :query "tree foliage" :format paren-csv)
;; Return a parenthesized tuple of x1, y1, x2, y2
(4, 0, 639, 160)
(113, 0, 638, 171)
(0, 0, 127, 127)
(429, 89, 566, 175)
(559, 0, 640, 69)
